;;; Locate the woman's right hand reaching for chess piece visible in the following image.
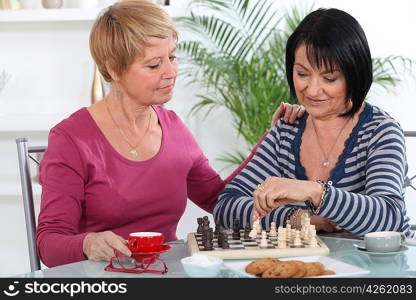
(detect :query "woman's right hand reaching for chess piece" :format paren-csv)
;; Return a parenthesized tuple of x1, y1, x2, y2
(83, 231, 131, 262)
(251, 177, 339, 232)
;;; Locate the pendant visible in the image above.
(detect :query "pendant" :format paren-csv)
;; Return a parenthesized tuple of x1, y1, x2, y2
(130, 149, 138, 157)
(322, 160, 329, 167)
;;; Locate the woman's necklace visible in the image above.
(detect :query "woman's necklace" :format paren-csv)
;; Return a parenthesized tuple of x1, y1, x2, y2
(105, 100, 152, 158)
(311, 117, 351, 168)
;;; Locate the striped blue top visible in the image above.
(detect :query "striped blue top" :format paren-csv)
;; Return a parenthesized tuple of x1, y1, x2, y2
(214, 103, 415, 238)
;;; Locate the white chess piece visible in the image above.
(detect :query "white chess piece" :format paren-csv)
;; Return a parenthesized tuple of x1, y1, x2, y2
(277, 239, 287, 248)
(293, 230, 302, 247)
(259, 230, 268, 248)
(309, 236, 319, 248)
(269, 222, 277, 237)
(252, 219, 262, 234)
(257, 221, 263, 234)
(249, 228, 257, 240)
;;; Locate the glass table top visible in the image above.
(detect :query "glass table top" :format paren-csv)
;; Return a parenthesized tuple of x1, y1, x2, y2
(16, 236, 416, 278)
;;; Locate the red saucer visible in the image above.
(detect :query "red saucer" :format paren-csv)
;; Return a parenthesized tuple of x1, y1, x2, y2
(132, 244, 171, 262)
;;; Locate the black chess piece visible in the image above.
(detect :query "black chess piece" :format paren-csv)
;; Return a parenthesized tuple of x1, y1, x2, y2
(221, 233, 230, 249)
(244, 224, 251, 240)
(203, 227, 214, 250)
(217, 231, 223, 247)
(218, 229, 227, 247)
(232, 219, 241, 240)
(202, 216, 210, 231)
(202, 228, 213, 242)
(222, 241, 230, 249)
(203, 240, 214, 250)
(214, 221, 221, 237)
(197, 217, 203, 234)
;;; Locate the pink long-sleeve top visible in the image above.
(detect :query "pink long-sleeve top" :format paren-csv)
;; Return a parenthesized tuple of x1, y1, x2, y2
(36, 105, 225, 267)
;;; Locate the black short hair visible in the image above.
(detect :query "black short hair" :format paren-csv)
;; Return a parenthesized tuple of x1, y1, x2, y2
(285, 8, 372, 116)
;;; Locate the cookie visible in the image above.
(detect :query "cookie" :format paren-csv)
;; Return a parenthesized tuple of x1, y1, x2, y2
(321, 269, 336, 276)
(289, 260, 307, 278)
(245, 258, 280, 275)
(261, 262, 299, 278)
(304, 262, 324, 277)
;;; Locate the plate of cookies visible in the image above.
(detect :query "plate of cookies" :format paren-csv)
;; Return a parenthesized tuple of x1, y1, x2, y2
(224, 256, 370, 278)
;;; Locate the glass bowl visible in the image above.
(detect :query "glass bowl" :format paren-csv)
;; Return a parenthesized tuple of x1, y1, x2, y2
(181, 254, 223, 278)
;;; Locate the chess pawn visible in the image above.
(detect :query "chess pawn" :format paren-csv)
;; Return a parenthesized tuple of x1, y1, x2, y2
(293, 230, 302, 247)
(259, 230, 268, 248)
(233, 218, 240, 230)
(222, 238, 230, 249)
(244, 224, 251, 240)
(269, 227, 277, 237)
(309, 236, 319, 248)
(221, 231, 230, 249)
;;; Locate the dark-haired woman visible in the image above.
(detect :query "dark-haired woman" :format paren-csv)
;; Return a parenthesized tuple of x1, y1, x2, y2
(214, 8, 414, 238)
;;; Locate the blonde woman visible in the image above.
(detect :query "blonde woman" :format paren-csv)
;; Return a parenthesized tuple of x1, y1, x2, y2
(36, 0, 303, 267)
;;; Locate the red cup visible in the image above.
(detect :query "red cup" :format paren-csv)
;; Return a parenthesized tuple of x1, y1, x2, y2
(128, 232, 164, 253)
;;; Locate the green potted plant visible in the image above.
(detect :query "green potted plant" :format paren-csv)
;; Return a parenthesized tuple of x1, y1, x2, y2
(176, 0, 414, 168)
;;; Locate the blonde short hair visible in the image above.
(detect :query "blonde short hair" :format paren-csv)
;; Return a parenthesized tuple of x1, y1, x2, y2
(89, 0, 178, 82)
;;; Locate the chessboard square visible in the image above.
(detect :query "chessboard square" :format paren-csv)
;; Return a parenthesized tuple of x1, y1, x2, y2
(242, 241, 258, 245)
(229, 244, 245, 249)
(243, 244, 259, 248)
(229, 240, 243, 244)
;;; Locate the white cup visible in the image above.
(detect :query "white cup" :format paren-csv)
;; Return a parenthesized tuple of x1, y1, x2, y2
(364, 231, 404, 253)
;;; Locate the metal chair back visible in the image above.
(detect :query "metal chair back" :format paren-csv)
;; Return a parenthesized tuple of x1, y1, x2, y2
(16, 138, 46, 272)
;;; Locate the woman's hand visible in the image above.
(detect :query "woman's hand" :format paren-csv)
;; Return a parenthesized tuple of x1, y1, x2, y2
(271, 102, 305, 128)
(83, 231, 131, 262)
(310, 216, 338, 232)
(252, 177, 322, 220)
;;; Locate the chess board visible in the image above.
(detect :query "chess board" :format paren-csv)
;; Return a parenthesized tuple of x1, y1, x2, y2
(187, 229, 330, 260)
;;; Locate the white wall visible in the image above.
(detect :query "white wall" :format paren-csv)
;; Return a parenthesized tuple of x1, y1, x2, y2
(0, 0, 415, 277)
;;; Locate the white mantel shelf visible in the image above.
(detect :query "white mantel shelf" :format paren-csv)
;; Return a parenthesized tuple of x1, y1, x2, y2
(0, 8, 103, 22)
(0, 6, 177, 22)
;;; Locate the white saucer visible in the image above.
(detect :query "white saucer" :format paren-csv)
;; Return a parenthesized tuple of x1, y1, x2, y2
(353, 244, 408, 262)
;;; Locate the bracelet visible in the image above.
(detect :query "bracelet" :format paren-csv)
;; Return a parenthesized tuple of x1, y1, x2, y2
(310, 180, 332, 215)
